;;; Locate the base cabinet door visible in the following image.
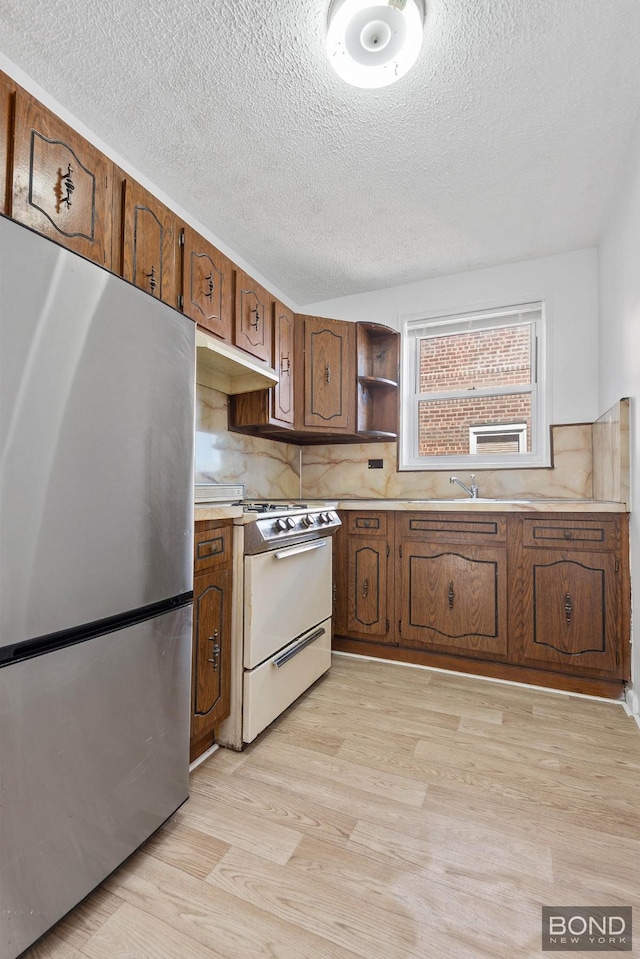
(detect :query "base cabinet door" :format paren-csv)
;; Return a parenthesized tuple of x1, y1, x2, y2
(190, 520, 233, 763)
(347, 535, 391, 641)
(520, 549, 621, 677)
(399, 541, 508, 658)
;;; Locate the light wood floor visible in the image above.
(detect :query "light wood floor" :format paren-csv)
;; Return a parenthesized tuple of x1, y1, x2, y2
(25, 655, 640, 959)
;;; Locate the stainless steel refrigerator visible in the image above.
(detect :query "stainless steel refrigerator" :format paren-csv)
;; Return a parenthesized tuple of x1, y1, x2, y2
(0, 214, 195, 959)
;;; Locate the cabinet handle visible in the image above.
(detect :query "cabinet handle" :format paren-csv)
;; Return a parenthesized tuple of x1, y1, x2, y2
(564, 593, 573, 626)
(448, 581, 455, 610)
(54, 162, 74, 213)
(145, 264, 158, 294)
(326, 364, 331, 384)
(249, 305, 261, 329)
(281, 353, 290, 374)
(332, 582, 337, 608)
(204, 271, 215, 302)
(362, 578, 369, 598)
(207, 629, 220, 669)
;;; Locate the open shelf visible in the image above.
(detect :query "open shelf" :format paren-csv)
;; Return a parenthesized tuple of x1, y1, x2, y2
(356, 323, 400, 438)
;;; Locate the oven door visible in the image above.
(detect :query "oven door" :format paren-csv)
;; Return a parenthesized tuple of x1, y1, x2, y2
(244, 536, 332, 669)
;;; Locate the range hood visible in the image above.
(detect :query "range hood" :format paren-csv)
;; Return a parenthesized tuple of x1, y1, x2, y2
(195, 328, 279, 394)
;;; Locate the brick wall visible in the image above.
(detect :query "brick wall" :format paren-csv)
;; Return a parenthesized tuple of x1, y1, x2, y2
(419, 326, 532, 456)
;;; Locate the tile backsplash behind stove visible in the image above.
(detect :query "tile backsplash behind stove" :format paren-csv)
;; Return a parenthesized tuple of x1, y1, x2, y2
(196, 384, 301, 500)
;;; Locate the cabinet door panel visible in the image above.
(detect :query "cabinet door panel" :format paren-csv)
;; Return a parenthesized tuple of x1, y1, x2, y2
(122, 179, 176, 306)
(11, 90, 112, 268)
(272, 301, 295, 425)
(521, 550, 620, 676)
(347, 537, 389, 640)
(235, 269, 273, 362)
(400, 543, 507, 656)
(181, 224, 233, 339)
(303, 316, 355, 431)
(0, 73, 15, 214)
(191, 568, 231, 747)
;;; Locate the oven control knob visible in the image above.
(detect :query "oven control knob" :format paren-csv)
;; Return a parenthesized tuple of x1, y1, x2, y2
(275, 517, 288, 532)
(320, 512, 330, 523)
(286, 516, 296, 529)
(302, 514, 315, 527)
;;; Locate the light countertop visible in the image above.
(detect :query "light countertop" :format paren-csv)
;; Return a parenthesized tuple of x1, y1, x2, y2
(334, 499, 627, 513)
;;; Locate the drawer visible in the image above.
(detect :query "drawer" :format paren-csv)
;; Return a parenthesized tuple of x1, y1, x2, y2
(242, 618, 331, 743)
(347, 511, 389, 537)
(194, 521, 232, 573)
(397, 512, 507, 544)
(523, 518, 617, 552)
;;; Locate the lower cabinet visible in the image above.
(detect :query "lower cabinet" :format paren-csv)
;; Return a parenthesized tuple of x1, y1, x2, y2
(515, 516, 625, 679)
(333, 510, 630, 696)
(333, 511, 394, 642)
(190, 520, 233, 763)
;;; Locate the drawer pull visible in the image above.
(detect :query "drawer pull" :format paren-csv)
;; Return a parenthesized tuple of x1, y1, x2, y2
(448, 581, 455, 610)
(273, 627, 326, 668)
(564, 593, 573, 626)
(563, 529, 573, 540)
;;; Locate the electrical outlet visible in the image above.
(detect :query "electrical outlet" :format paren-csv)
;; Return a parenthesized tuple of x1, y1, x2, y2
(368, 459, 383, 469)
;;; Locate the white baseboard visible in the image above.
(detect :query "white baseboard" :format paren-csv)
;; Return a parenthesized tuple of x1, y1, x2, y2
(624, 683, 640, 730)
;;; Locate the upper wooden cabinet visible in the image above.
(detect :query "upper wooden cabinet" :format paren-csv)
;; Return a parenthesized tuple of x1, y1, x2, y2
(272, 300, 295, 425)
(300, 314, 356, 432)
(356, 322, 399, 439)
(120, 178, 178, 307)
(0, 73, 15, 215)
(181, 225, 233, 340)
(11, 89, 113, 269)
(235, 269, 273, 363)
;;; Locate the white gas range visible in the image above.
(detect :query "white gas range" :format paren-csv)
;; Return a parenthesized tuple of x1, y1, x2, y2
(195, 486, 341, 748)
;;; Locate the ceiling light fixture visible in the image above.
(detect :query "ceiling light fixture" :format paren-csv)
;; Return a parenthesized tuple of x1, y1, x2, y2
(326, 0, 425, 89)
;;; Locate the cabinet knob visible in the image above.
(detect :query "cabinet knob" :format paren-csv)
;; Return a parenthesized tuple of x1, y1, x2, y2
(563, 529, 573, 539)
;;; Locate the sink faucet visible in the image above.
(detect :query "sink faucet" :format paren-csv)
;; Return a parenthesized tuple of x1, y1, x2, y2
(449, 474, 479, 498)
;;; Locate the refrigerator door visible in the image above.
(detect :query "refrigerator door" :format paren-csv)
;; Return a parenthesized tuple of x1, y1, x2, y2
(0, 605, 191, 959)
(0, 216, 195, 649)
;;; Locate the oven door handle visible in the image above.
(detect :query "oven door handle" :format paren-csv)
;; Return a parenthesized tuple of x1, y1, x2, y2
(273, 540, 327, 560)
(272, 627, 326, 668)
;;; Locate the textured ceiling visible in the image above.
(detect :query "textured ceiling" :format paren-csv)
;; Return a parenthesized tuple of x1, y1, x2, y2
(1, 0, 640, 306)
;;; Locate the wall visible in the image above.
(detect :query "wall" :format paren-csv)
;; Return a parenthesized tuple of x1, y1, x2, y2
(598, 116, 640, 719)
(303, 248, 600, 426)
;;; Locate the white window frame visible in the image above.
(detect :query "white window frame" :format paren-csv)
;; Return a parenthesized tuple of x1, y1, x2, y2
(399, 301, 550, 470)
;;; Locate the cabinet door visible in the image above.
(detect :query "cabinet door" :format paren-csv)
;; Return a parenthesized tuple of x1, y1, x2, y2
(520, 549, 621, 677)
(0, 72, 14, 215)
(302, 315, 355, 431)
(11, 90, 113, 268)
(347, 535, 391, 641)
(191, 567, 232, 760)
(121, 178, 177, 306)
(235, 269, 273, 362)
(272, 300, 295, 425)
(181, 224, 233, 339)
(399, 541, 507, 657)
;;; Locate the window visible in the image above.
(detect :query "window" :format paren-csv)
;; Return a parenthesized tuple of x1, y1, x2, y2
(399, 302, 549, 470)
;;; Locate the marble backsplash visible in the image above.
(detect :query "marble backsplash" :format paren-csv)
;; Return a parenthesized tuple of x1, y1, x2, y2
(195, 384, 301, 499)
(300, 424, 595, 501)
(592, 398, 630, 506)
(197, 383, 629, 506)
